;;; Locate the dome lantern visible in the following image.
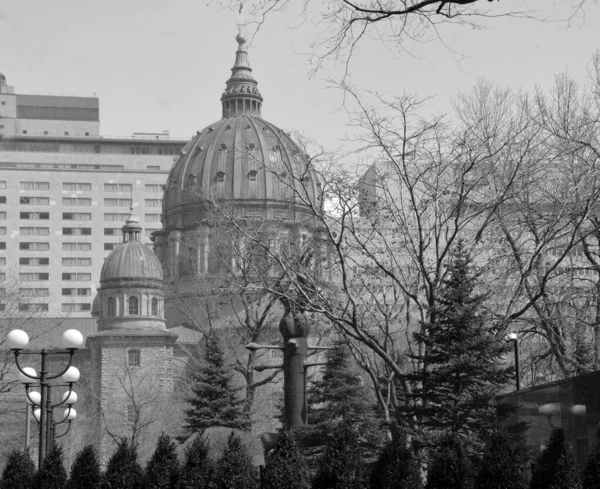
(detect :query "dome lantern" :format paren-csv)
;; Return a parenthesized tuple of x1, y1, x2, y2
(220, 33, 263, 118)
(122, 206, 142, 242)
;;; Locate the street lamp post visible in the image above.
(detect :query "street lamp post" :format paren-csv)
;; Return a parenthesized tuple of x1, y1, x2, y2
(505, 332, 520, 391)
(7, 328, 82, 467)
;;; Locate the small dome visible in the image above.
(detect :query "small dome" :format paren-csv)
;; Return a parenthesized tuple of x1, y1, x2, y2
(101, 240, 163, 283)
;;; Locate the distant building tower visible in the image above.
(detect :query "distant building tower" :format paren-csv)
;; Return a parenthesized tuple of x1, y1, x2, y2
(86, 208, 177, 464)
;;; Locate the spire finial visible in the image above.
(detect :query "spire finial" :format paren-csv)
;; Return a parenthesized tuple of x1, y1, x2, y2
(221, 4, 263, 119)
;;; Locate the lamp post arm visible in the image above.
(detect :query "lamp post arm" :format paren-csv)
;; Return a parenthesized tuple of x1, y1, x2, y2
(50, 383, 75, 409)
(13, 351, 41, 381)
(54, 421, 72, 440)
(46, 350, 76, 381)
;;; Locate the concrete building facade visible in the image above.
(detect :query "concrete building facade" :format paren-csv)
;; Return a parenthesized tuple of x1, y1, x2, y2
(0, 73, 186, 317)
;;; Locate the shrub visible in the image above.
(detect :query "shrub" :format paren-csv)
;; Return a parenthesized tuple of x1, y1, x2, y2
(530, 427, 581, 489)
(67, 445, 102, 489)
(262, 431, 311, 489)
(0, 449, 35, 489)
(102, 438, 143, 489)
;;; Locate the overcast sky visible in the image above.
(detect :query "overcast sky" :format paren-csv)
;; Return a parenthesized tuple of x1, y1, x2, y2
(0, 1, 598, 153)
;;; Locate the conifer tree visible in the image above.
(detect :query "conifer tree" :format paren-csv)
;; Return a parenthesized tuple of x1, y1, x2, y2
(183, 334, 249, 436)
(474, 428, 527, 489)
(102, 438, 144, 489)
(583, 428, 600, 489)
(33, 444, 68, 489)
(406, 241, 512, 443)
(262, 430, 311, 489)
(304, 339, 380, 461)
(211, 432, 257, 489)
(0, 449, 35, 489)
(180, 436, 213, 489)
(426, 435, 472, 489)
(530, 427, 581, 489)
(143, 433, 180, 489)
(369, 431, 423, 489)
(67, 445, 102, 489)
(312, 421, 367, 489)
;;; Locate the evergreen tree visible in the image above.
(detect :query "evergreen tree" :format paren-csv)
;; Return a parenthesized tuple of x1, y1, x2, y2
(426, 435, 472, 489)
(583, 427, 600, 489)
(474, 428, 527, 489)
(211, 432, 257, 489)
(183, 334, 249, 436)
(303, 339, 381, 461)
(102, 438, 143, 489)
(33, 444, 68, 489)
(0, 449, 35, 489)
(67, 445, 102, 489)
(530, 427, 581, 489)
(369, 431, 423, 489)
(144, 433, 180, 489)
(312, 421, 367, 489)
(180, 436, 213, 489)
(405, 241, 512, 444)
(262, 430, 311, 489)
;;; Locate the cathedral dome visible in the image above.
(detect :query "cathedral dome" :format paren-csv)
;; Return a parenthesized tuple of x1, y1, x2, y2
(100, 211, 163, 284)
(162, 34, 321, 231)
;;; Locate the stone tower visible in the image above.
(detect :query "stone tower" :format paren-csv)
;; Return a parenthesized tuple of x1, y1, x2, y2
(87, 208, 177, 463)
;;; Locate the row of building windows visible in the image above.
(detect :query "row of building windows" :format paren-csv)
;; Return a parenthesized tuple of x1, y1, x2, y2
(15, 257, 92, 266)
(9, 302, 93, 312)
(2, 212, 161, 222)
(1, 181, 165, 192)
(15, 272, 93, 281)
(0, 197, 163, 207)
(0, 140, 181, 156)
(0, 242, 125, 252)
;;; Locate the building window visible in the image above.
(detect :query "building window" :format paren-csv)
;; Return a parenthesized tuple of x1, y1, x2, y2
(19, 303, 48, 312)
(104, 213, 129, 221)
(20, 182, 49, 190)
(19, 257, 49, 266)
(19, 197, 49, 205)
(20, 227, 49, 236)
(107, 297, 115, 316)
(151, 298, 159, 316)
(0, 182, 6, 189)
(62, 258, 92, 267)
(147, 166, 160, 170)
(63, 213, 91, 221)
(127, 404, 136, 422)
(62, 228, 92, 236)
(128, 296, 139, 315)
(62, 242, 92, 251)
(216, 172, 226, 182)
(248, 170, 258, 181)
(0, 197, 6, 204)
(62, 273, 91, 281)
(145, 199, 162, 207)
(0, 228, 5, 235)
(0, 212, 5, 220)
(128, 349, 141, 367)
(62, 288, 91, 296)
(104, 183, 132, 192)
(0, 257, 5, 265)
(104, 243, 118, 251)
(61, 303, 91, 312)
(145, 184, 165, 192)
(0, 243, 5, 250)
(145, 214, 161, 222)
(63, 182, 91, 191)
(20, 242, 49, 251)
(19, 288, 49, 297)
(104, 198, 132, 207)
(62, 198, 91, 206)
(19, 273, 49, 281)
(20, 212, 50, 220)
(104, 228, 121, 236)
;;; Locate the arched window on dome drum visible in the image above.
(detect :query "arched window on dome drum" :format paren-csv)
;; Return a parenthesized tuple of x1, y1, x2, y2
(128, 296, 139, 315)
(248, 170, 257, 181)
(216, 171, 226, 182)
(107, 297, 115, 317)
(151, 297, 159, 316)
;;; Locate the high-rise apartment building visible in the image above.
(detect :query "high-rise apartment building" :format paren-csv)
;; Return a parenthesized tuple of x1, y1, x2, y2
(0, 73, 186, 317)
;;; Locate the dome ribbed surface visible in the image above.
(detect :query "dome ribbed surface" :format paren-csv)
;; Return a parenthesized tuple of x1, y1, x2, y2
(162, 116, 321, 230)
(100, 240, 163, 282)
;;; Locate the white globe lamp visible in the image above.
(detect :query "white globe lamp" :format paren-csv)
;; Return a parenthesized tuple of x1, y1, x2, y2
(7, 330, 29, 350)
(62, 329, 83, 349)
(19, 367, 37, 384)
(62, 391, 78, 405)
(28, 391, 42, 406)
(62, 366, 80, 383)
